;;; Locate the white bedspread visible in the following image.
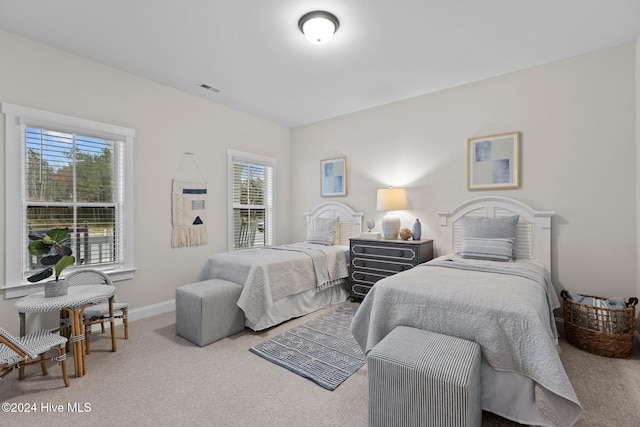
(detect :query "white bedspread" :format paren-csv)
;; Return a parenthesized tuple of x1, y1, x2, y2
(350, 255, 582, 427)
(199, 243, 348, 327)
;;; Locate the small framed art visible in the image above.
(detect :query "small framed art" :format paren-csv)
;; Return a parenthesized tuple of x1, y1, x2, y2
(321, 157, 347, 197)
(467, 131, 520, 190)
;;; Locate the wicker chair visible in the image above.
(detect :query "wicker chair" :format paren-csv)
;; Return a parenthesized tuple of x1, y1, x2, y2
(0, 327, 69, 387)
(65, 269, 129, 354)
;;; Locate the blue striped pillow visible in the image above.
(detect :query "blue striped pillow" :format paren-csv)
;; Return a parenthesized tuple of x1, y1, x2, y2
(460, 237, 515, 262)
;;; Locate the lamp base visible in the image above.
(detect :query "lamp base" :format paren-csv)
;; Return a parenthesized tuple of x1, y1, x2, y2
(381, 214, 401, 240)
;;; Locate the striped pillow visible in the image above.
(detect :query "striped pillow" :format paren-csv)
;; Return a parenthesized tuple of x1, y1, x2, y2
(306, 230, 336, 246)
(460, 237, 515, 262)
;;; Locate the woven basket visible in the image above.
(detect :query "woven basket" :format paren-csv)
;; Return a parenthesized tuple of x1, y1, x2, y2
(561, 290, 638, 358)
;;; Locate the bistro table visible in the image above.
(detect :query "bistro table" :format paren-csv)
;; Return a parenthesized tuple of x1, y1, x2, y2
(15, 284, 116, 378)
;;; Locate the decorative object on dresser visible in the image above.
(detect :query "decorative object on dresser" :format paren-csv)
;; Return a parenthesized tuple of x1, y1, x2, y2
(360, 219, 381, 239)
(320, 157, 347, 197)
(376, 187, 408, 239)
(349, 238, 433, 299)
(399, 227, 412, 240)
(467, 131, 520, 190)
(412, 218, 422, 240)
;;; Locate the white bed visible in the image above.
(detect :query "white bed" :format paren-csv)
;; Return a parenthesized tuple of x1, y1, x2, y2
(350, 196, 582, 427)
(199, 201, 363, 331)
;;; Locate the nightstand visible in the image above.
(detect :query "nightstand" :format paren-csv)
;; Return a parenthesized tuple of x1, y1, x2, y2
(349, 238, 434, 299)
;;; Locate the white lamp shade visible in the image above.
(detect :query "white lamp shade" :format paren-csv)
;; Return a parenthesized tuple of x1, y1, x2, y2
(301, 17, 336, 44)
(377, 188, 408, 239)
(376, 188, 408, 211)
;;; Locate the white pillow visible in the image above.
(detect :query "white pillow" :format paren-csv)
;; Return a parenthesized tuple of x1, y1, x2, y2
(461, 215, 519, 258)
(312, 217, 340, 245)
(459, 237, 515, 262)
(306, 230, 336, 246)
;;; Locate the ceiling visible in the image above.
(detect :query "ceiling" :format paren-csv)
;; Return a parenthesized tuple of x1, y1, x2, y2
(1, 1, 639, 128)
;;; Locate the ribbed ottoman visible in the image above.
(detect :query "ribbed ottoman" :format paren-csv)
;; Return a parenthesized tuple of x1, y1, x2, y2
(367, 326, 482, 427)
(175, 279, 245, 347)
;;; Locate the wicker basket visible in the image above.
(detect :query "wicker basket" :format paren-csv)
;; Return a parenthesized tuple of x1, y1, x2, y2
(561, 290, 638, 358)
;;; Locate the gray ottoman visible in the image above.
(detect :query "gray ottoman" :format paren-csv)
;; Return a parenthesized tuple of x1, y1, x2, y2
(176, 279, 245, 347)
(368, 326, 482, 427)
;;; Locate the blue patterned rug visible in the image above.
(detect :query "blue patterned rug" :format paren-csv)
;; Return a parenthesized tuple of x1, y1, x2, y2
(249, 304, 365, 391)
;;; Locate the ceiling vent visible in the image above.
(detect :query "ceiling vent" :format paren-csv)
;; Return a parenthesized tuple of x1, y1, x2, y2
(197, 82, 221, 93)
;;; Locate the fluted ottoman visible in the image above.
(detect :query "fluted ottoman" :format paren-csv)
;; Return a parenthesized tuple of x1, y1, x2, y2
(175, 279, 245, 347)
(367, 326, 482, 427)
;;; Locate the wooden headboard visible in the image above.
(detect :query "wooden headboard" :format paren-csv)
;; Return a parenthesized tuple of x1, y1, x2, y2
(437, 196, 554, 271)
(303, 202, 363, 245)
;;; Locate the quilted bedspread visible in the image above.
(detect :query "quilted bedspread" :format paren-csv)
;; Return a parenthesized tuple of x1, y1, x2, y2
(350, 255, 582, 427)
(199, 243, 348, 326)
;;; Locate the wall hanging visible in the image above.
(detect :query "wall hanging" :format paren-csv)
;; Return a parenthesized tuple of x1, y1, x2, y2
(172, 153, 208, 247)
(321, 156, 347, 197)
(467, 131, 520, 190)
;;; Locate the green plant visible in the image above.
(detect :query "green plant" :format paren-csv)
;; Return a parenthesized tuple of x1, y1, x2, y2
(27, 228, 76, 283)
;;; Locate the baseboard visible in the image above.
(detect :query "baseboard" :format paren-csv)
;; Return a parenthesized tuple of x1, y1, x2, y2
(88, 299, 175, 332)
(128, 299, 175, 322)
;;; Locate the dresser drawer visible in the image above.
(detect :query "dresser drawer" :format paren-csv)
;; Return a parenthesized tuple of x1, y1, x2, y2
(351, 243, 418, 262)
(352, 257, 414, 274)
(351, 283, 373, 297)
(351, 270, 390, 285)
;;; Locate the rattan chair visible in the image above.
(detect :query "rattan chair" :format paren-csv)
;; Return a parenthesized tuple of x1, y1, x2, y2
(65, 269, 129, 354)
(0, 327, 69, 387)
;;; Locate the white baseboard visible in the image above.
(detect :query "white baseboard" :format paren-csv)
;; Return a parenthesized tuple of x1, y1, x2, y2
(88, 299, 175, 332)
(128, 299, 175, 322)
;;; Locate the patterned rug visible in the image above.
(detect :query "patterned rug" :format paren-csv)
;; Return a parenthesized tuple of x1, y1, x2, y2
(249, 304, 365, 391)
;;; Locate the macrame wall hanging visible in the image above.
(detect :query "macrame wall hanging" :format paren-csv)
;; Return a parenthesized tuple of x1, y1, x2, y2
(171, 153, 208, 248)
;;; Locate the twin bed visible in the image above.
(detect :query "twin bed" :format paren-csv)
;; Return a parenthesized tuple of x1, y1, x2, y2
(351, 196, 582, 427)
(198, 196, 581, 426)
(198, 201, 362, 331)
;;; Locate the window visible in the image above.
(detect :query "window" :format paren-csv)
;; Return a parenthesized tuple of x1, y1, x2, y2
(227, 149, 275, 251)
(2, 103, 135, 297)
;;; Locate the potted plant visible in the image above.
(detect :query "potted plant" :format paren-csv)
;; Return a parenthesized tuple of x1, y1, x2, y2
(27, 228, 76, 297)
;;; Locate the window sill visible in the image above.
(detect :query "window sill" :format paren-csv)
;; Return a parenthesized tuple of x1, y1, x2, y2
(2, 267, 137, 300)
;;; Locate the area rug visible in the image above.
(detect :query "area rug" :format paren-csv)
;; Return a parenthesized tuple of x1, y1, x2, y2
(249, 304, 365, 391)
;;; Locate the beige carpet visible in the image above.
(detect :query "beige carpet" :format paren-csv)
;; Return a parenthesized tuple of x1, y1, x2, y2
(1, 301, 639, 427)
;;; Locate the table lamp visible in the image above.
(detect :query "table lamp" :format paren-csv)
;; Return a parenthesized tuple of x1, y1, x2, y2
(376, 188, 408, 239)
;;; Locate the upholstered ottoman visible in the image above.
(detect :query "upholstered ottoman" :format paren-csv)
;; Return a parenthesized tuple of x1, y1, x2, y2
(367, 326, 482, 427)
(175, 279, 245, 347)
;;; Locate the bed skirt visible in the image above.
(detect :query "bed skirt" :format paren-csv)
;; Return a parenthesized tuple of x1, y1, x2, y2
(246, 279, 349, 331)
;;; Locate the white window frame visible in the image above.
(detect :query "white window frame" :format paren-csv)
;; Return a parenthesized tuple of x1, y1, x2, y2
(227, 149, 276, 251)
(2, 103, 136, 298)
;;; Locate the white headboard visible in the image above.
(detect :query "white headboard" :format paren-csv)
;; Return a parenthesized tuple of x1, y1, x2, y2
(437, 196, 554, 271)
(304, 202, 363, 245)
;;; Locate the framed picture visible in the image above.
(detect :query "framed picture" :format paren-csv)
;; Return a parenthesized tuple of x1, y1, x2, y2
(321, 157, 347, 197)
(467, 131, 521, 190)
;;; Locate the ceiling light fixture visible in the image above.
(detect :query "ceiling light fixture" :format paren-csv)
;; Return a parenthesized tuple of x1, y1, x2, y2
(298, 11, 339, 45)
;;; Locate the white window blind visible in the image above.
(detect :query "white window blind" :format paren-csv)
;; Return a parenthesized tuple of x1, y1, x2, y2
(24, 126, 123, 272)
(227, 150, 275, 251)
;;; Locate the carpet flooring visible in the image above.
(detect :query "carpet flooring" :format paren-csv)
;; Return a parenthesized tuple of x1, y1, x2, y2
(249, 305, 364, 390)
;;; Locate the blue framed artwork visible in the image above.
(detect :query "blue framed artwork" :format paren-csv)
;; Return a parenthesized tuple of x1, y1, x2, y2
(467, 131, 520, 190)
(321, 157, 347, 197)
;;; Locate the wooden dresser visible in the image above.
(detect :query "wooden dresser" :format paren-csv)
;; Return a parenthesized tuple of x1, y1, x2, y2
(349, 238, 434, 299)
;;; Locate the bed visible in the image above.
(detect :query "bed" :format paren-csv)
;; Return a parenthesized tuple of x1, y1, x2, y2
(350, 196, 582, 427)
(198, 201, 363, 331)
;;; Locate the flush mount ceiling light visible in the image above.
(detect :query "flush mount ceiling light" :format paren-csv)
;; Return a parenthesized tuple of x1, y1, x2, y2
(298, 11, 339, 45)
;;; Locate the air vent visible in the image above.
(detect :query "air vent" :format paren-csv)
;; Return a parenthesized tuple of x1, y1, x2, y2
(197, 82, 222, 93)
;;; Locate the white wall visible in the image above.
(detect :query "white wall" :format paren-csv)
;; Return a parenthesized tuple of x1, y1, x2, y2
(291, 43, 637, 302)
(0, 30, 291, 334)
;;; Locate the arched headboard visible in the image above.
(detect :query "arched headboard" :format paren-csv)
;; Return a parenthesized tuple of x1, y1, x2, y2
(437, 196, 554, 271)
(303, 202, 363, 245)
